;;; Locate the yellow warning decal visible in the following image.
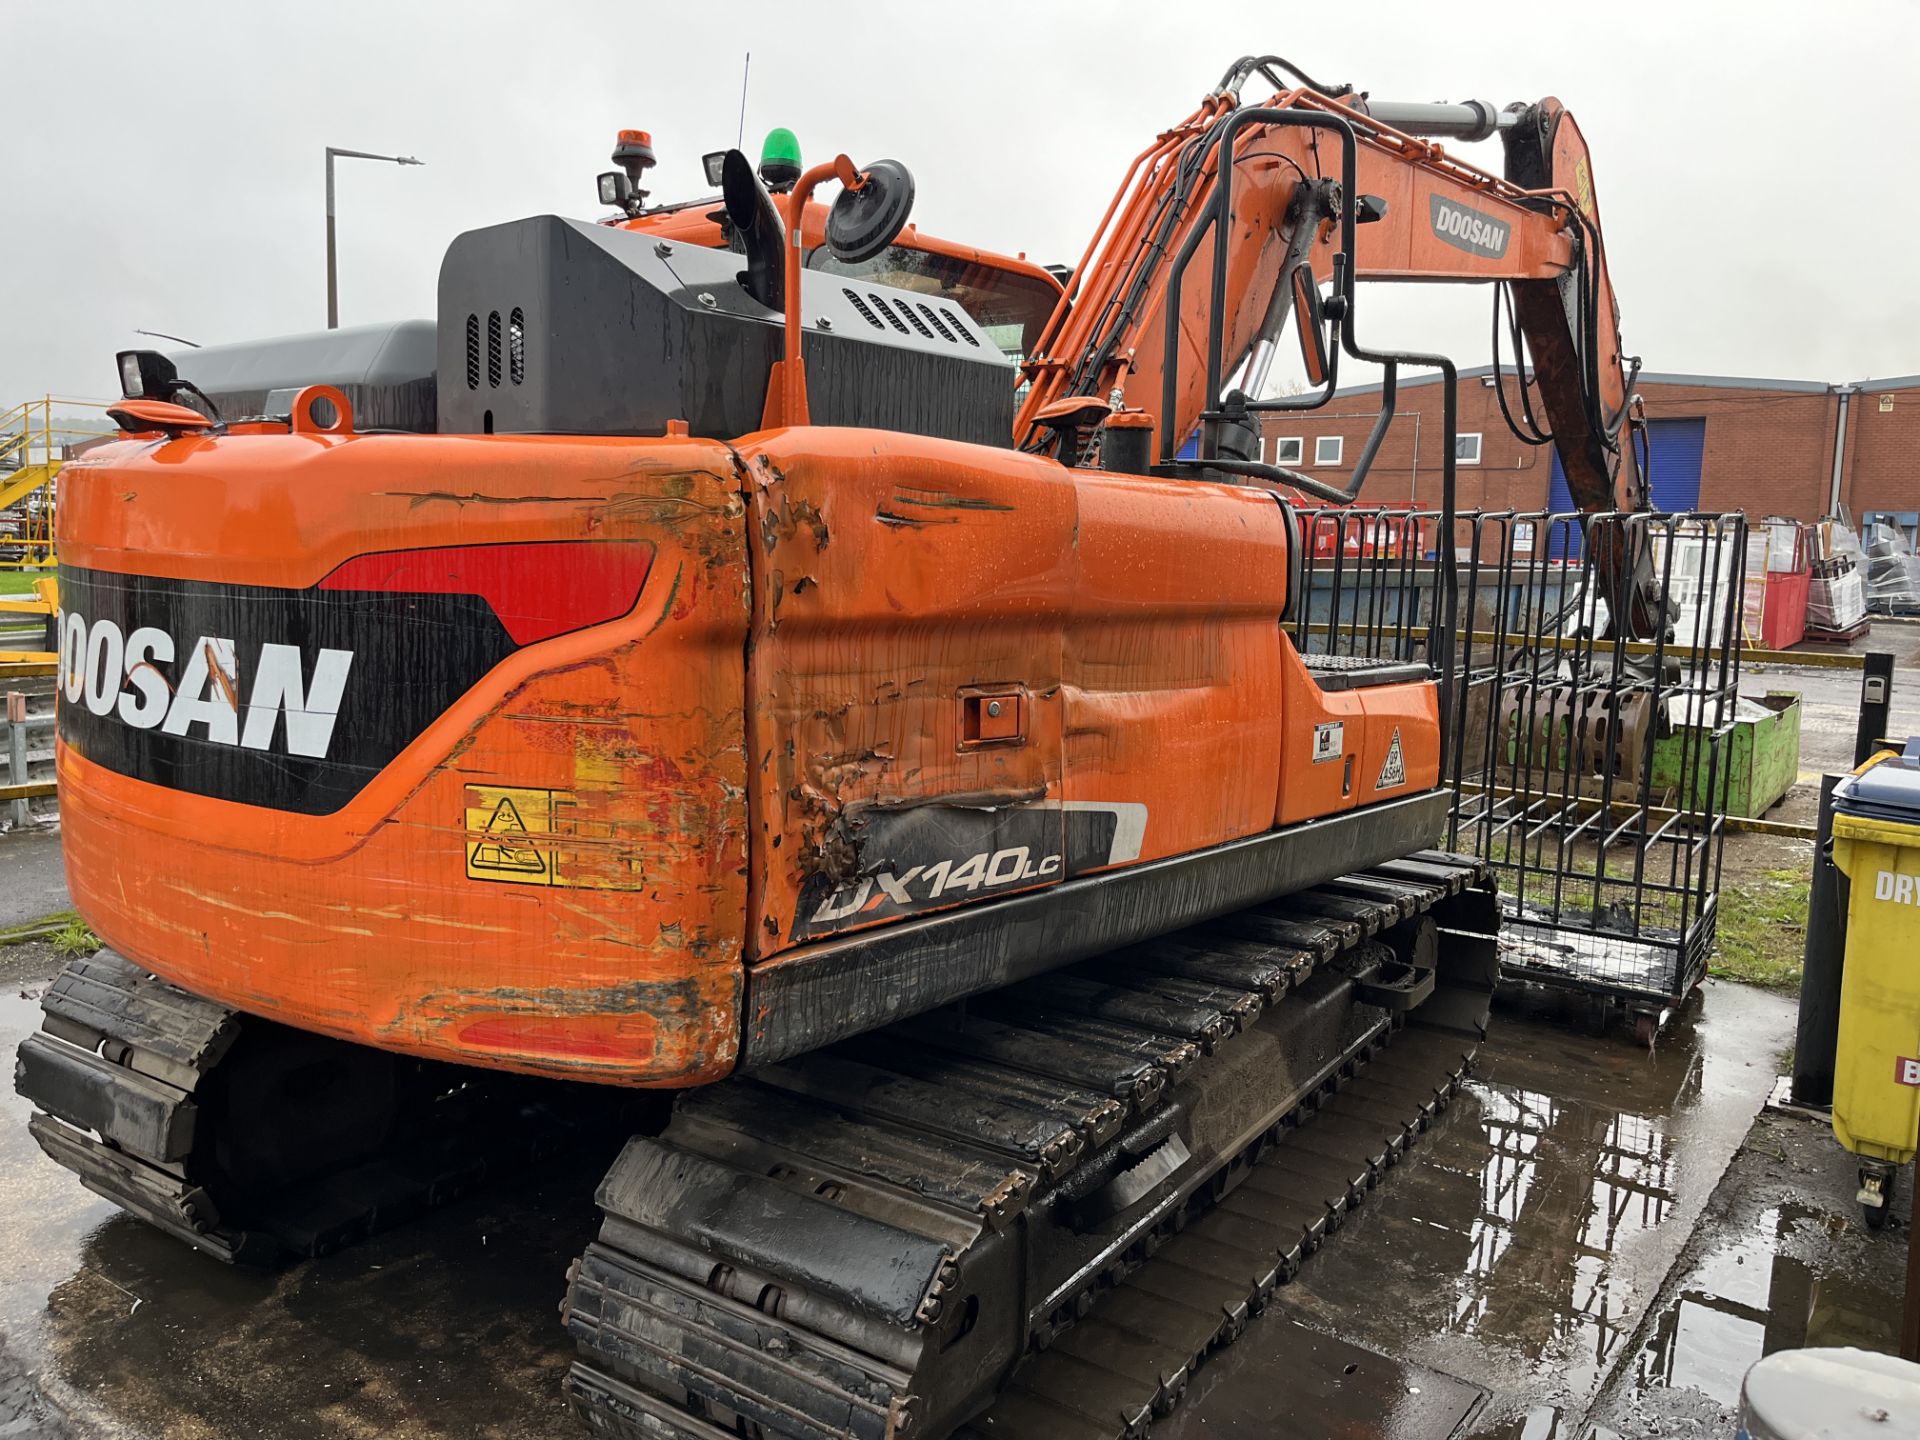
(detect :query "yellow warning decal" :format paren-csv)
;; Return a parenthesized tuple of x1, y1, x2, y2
(1574, 157, 1596, 218)
(466, 786, 558, 886)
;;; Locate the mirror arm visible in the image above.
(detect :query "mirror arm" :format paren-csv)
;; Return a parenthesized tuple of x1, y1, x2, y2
(766, 154, 858, 429)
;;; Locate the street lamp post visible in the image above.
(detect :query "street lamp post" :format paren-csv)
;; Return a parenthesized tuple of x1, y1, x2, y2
(325, 146, 423, 330)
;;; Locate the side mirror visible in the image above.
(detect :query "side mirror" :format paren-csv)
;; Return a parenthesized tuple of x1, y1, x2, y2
(1291, 265, 1331, 388)
(825, 158, 915, 264)
(701, 150, 728, 188)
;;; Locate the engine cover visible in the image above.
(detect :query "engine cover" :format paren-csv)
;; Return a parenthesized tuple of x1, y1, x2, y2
(437, 215, 1015, 445)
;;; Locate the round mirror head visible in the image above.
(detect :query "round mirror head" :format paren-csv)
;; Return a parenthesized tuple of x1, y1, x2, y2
(825, 158, 915, 265)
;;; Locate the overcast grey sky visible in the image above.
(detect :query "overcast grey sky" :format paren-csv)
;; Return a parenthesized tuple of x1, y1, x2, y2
(5, 1, 1918, 405)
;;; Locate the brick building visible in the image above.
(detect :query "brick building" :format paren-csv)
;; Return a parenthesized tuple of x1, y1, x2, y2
(1255, 367, 1920, 530)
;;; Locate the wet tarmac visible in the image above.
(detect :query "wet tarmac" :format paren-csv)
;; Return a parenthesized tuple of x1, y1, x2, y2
(1164, 981, 1810, 1438)
(0, 945, 605, 1439)
(1588, 1094, 1912, 1436)
(1743, 631, 1920, 832)
(0, 830, 67, 931)
(0, 939, 1907, 1440)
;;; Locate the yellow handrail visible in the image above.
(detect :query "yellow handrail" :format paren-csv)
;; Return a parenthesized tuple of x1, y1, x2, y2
(0, 394, 114, 571)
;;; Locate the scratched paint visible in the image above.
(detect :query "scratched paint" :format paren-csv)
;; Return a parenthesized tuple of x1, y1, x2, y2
(59, 418, 1430, 1089)
(740, 429, 1294, 968)
(55, 431, 750, 1086)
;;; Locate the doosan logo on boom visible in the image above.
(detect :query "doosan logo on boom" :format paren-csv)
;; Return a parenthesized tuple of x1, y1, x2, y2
(58, 611, 354, 759)
(1428, 195, 1511, 259)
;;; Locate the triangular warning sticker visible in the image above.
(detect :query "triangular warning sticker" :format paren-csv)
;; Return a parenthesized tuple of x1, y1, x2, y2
(1376, 728, 1406, 790)
(468, 797, 548, 875)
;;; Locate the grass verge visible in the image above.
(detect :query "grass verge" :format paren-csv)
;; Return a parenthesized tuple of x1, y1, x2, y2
(1710, 865, 1810, 992)
(0, 910, 80, 948)
(49, 917, 99, 956)
(0, 571, 51, 597)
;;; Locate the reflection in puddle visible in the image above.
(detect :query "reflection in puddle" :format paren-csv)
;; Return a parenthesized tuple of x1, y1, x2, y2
(0, 989, 122, 1341)
(1635, 1204, 1901, 1407)
(1434, 1053, 1698, 1390)
(0, 947, 1833, 1438)
(1471, 1403, 1568, 1439)
(1279, 984, 1800, 1440)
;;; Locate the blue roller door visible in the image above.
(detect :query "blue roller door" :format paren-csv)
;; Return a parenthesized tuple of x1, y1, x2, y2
(1547, 418, 1706, 557)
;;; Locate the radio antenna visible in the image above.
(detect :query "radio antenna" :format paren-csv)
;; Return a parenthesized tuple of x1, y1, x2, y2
(736, 52, 752, 147)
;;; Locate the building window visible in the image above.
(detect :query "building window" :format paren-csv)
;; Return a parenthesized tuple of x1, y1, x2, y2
(1314, 435, 1343, 467)
(1269, 435, 1304, 466)
(1455, 432, 1483, 465)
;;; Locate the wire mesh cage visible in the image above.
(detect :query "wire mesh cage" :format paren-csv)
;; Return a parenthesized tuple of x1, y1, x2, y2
(1292, 506, 1749, 1009)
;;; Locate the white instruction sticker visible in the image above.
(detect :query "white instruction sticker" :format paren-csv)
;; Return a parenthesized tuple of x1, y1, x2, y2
(1313, 721, 1344, 764)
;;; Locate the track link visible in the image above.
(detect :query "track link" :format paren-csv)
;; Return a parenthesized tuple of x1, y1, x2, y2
(16, 951, 624, 1264)
(562, 852, 1499, 1440)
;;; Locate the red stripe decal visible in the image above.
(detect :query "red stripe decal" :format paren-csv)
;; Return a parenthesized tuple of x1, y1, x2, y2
(319, 541, 654, 646)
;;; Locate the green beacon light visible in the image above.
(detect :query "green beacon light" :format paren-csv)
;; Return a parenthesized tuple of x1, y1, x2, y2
(759, 128, 802, 193)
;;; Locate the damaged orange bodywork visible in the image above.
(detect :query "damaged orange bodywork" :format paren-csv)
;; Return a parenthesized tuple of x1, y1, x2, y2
(52, 70, 1632, 1094)
(56, 430, 750, 1085)
(54, 417, 1448, 1086)
(739, 428, 1294, 957)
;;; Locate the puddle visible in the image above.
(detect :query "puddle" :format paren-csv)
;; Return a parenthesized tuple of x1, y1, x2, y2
(1270, 979, 1796, 1431)
(1470, 1404, 1568, 1439)
(0, 955, 1812, 1439)
(1634, 1203, 1902, 1408)
(1155, 1317, 1484, 1440)
(0, 988, 121, 1346)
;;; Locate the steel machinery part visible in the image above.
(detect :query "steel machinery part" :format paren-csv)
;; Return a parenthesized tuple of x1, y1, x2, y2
(561, 853, 1498, 1440)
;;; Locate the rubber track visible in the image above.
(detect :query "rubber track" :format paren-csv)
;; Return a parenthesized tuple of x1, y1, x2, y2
(562, 852, 1497, 1440)
(961, 1025, 1470, 1439)
(16, 951, 615, 1264)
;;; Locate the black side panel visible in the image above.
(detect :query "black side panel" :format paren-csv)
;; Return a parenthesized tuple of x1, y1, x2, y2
(436, 216, 1014, 446)
(439, 218, 777, 440)
(804, 334, 1014, 451)
(170, 320, 438, 432)
(742, 790, 1450, 1069)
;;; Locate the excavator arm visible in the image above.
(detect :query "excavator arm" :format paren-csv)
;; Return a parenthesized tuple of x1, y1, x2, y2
(1016, 60, 1656, 631)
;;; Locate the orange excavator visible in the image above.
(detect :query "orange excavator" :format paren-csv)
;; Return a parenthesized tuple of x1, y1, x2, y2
(20, 55, 1644, 1440)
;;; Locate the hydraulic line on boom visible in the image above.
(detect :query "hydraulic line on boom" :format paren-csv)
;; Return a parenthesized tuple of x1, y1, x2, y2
(1016, 64, 1653, 633)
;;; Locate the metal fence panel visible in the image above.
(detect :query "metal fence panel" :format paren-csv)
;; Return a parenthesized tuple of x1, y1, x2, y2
(1294, 506, 1747, 1010)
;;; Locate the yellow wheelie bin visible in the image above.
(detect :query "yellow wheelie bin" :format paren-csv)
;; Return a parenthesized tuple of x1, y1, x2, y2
(1829, 741, 1920, 1228)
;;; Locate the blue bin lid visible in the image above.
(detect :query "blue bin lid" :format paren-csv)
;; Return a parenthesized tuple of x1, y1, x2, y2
(1833, 737, 1920, 822)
